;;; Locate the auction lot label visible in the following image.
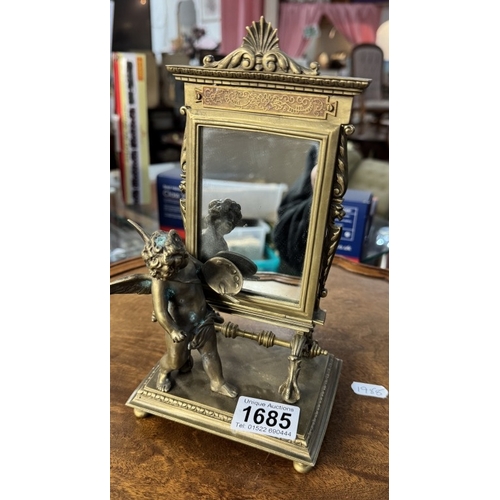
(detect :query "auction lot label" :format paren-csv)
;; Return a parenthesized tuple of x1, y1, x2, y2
(231, 396, 300, 440)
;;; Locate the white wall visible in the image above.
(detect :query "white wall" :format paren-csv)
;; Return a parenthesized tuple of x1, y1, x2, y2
(150, 0, 222, 63)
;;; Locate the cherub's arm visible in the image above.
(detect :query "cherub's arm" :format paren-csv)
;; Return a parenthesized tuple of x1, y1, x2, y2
(150, 279, 186, 343)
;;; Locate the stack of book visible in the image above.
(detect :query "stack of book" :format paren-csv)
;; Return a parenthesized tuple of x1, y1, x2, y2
(112, 52, 151, 205)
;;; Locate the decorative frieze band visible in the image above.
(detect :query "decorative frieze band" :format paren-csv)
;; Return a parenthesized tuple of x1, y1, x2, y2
(197, 86, 337, 119)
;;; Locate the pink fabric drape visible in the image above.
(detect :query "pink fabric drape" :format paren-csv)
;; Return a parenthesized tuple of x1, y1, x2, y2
(278, 3, 383, 59)
(220, 0, 264, 55)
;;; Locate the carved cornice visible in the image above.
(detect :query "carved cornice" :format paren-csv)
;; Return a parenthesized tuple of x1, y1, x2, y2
(166, 64, 369, 96)
(166, 18, 369, 96)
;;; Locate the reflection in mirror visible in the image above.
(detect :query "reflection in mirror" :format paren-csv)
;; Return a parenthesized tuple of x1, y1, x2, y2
(272, 144, 319, 277)
(200, 198, 242, 262)
(199, 126, 319, 304)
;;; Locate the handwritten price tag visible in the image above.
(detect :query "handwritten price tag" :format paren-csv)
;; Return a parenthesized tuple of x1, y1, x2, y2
(231, 396, 300, 440)
(351, 382, 388, 399)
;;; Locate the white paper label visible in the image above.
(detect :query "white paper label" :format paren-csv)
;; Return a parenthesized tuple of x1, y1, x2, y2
(351, 381, 388, 398)
(231, 396, 300, 440)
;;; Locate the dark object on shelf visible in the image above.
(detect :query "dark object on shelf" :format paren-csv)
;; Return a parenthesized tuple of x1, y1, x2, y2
(148, 107, 184, 164)
(329, 59, 345, 70)
(111, 0, 152, 52)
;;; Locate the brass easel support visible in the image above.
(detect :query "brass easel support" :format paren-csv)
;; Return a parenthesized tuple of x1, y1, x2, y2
(216, 322, 290, 349)
(216, 321, 328, 403)
(279, 332, 308, 403)
(215, 322, 328, 357)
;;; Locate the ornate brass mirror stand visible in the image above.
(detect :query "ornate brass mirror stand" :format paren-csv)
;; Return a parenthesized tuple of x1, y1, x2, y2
(111, 18, 370, 473)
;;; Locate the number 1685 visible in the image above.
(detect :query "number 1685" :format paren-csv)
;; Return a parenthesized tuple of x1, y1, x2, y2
(242, 406, 292, 429)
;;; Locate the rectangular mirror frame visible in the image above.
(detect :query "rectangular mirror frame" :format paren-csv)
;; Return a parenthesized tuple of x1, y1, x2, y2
(167, 19, 369, 332)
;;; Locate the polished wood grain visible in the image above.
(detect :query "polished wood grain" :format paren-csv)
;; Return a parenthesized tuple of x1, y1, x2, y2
(110, 257, 389, 499)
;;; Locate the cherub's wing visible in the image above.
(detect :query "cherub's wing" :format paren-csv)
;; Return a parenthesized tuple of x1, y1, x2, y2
(110, 274, 152, 295)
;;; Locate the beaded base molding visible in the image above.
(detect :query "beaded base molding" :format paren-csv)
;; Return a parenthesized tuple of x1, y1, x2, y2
(126, 332, 342, 473)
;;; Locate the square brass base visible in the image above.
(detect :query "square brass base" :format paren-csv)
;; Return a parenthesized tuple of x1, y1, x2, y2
(126, 333, 342, 472)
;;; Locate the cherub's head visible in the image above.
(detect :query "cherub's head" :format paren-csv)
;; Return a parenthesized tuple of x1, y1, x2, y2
(128, 220, 188, 280)
(205, 199, 242, 235)
(142, 230, 189, 280)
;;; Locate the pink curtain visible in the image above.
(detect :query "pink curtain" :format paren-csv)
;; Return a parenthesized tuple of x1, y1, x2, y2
(220, 0, 264, 55)
(278, 3, 383, 59)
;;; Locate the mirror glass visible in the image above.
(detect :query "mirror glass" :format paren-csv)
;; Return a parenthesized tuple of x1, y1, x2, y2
(198, 126, 319, 304)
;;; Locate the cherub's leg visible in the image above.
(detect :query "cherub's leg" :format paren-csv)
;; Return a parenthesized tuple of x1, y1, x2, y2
(156, 339, 189, 392)
(179, 353, 194, 373)
(156, 353, 173, 392)
(198, 330, 237, 398)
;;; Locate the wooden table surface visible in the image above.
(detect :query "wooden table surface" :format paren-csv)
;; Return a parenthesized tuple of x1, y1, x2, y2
(110, 256, 389, 500)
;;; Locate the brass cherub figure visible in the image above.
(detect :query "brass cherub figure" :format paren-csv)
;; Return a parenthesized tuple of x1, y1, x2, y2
(111, 219, 239, 398)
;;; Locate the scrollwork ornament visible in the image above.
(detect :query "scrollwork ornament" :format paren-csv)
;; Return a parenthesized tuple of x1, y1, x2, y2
(179, 106, 189, 225)
(332, 126, 349, 199)
(316, 125, 350, 301)
(203, 17, 319, 75)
